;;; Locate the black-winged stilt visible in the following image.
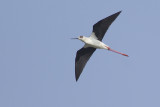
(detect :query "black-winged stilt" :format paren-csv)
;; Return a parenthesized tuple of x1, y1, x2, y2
(72, 11, 128, 81)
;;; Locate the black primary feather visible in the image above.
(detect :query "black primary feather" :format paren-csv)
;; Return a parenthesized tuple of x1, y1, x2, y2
(75, 47, 96, 81)
(93, 11, 121, 41)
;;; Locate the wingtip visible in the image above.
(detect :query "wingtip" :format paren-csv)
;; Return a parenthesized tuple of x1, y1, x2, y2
(76, 77, 79, 82)
(117, 10, 122, 14)
(75, 75, 80, 82)
(111, 11, 122, 17)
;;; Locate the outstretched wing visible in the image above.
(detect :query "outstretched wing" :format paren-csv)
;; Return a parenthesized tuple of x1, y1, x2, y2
(75, 47, 96, 81)
(93, 11, 121, 41)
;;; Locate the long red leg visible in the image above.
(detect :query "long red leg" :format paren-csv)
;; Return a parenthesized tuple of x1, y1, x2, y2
(108, 47, 128, 57)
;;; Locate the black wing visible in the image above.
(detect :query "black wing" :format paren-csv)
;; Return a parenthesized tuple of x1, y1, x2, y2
(93, 11, 121, 41)
(75, 47, 96, 81)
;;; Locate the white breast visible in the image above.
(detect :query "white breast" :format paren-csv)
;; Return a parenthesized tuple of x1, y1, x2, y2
(83, 37, 107, 49)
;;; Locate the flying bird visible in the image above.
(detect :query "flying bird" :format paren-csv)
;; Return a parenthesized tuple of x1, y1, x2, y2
(72, 11, 128, 81)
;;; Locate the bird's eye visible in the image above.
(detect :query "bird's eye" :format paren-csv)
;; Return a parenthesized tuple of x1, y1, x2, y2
(80, 36, 83, 38)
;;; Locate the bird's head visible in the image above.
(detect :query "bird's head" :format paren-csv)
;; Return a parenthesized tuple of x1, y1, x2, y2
(71, 36, 85, 41)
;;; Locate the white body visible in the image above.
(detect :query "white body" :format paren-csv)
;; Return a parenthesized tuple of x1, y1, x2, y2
(78, 34, 109, 49)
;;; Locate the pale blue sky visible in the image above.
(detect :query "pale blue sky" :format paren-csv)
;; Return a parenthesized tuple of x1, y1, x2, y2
(0, 0, 160, 107)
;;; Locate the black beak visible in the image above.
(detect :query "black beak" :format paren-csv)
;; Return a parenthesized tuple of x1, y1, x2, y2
(71, 38, 78, 39)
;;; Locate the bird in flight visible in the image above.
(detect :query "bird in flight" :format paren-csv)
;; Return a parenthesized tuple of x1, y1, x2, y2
(72, 11, 128, 81)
